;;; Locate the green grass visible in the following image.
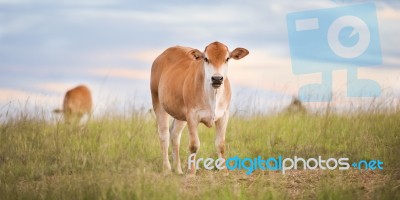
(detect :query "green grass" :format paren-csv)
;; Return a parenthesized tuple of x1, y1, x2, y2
(0, 108, 399, 199)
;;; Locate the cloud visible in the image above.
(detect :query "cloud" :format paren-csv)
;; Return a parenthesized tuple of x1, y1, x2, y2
(131, 49, 164, 63)
(0, 14, 44, 37)
(64, 4, 254, 24)
(0, 0, 119, 6)
(82, 48, 163, 65)
(0, 88, 30, 103)
(378, 6, 400, 20)
(35, 82, 75, 94)
(89, 67, 150, 80)
(0, 88, 59, 110)
(0, 0, 29, 5)
(229, 49, 294, 92)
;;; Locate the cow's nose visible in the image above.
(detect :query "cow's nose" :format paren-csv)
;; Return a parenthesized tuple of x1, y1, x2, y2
(211, 76, 223, 83)
(211, 75, 223, 88)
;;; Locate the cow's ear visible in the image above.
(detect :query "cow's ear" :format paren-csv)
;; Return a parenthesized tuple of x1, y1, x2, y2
(189, 49, 204, 61)
(230, 48, 249, 60)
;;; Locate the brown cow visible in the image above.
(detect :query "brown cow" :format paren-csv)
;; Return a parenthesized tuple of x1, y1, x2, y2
(150, 42, 249, 175)
(54, 85, 93, 123)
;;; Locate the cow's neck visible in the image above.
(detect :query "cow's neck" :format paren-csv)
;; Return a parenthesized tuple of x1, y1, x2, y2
(203, 79, 225, 122)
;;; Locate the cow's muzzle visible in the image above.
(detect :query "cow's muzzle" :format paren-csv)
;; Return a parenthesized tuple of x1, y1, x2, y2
(211, 75, 223, 89)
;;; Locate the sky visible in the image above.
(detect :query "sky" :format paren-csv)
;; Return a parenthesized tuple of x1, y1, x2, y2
(0, 0, 399, 118)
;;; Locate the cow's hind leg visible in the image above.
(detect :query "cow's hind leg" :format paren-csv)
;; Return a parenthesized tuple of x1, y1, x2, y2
(154, 106, 171, 174)
(170, 119, 186, 174)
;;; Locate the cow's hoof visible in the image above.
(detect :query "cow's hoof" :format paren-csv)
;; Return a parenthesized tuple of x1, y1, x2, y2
(176, 168, 183, 175)
(186, 169, 196, 177)
(186, 173, 196, 178)
(163, 168, 172, 176)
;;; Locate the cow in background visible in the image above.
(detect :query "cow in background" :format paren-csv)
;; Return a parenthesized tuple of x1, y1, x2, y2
(54, 85, 92, 124)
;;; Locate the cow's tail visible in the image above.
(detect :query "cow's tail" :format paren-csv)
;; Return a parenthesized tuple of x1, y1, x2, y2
(53, 109, 63, 114)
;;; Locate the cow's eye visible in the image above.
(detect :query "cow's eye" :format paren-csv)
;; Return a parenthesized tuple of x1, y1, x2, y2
(204, 58, 209, 63)
(225, 57, 230, 63)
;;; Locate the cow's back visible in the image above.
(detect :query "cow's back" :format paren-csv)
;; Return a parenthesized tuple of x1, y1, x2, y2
(150, 46, 198, 120)
(150, 46, 193, 95)
(63, 85, 92, 116)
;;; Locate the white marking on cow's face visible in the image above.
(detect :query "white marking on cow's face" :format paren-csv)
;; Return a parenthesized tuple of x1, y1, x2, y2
(203, 52, 230, 89)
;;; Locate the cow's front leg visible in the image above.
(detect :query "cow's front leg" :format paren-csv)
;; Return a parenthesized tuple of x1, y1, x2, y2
(215, 110, 229, 172)
(187, 116, 200, 176)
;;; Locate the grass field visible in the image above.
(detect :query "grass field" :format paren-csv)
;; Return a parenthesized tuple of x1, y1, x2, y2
(0, 105, 399, 199)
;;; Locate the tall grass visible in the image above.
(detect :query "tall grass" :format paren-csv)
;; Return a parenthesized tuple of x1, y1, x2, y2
(0, 102, 399, 199)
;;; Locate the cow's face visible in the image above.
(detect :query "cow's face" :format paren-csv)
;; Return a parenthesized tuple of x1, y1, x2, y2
(189, 42, 249, 89)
